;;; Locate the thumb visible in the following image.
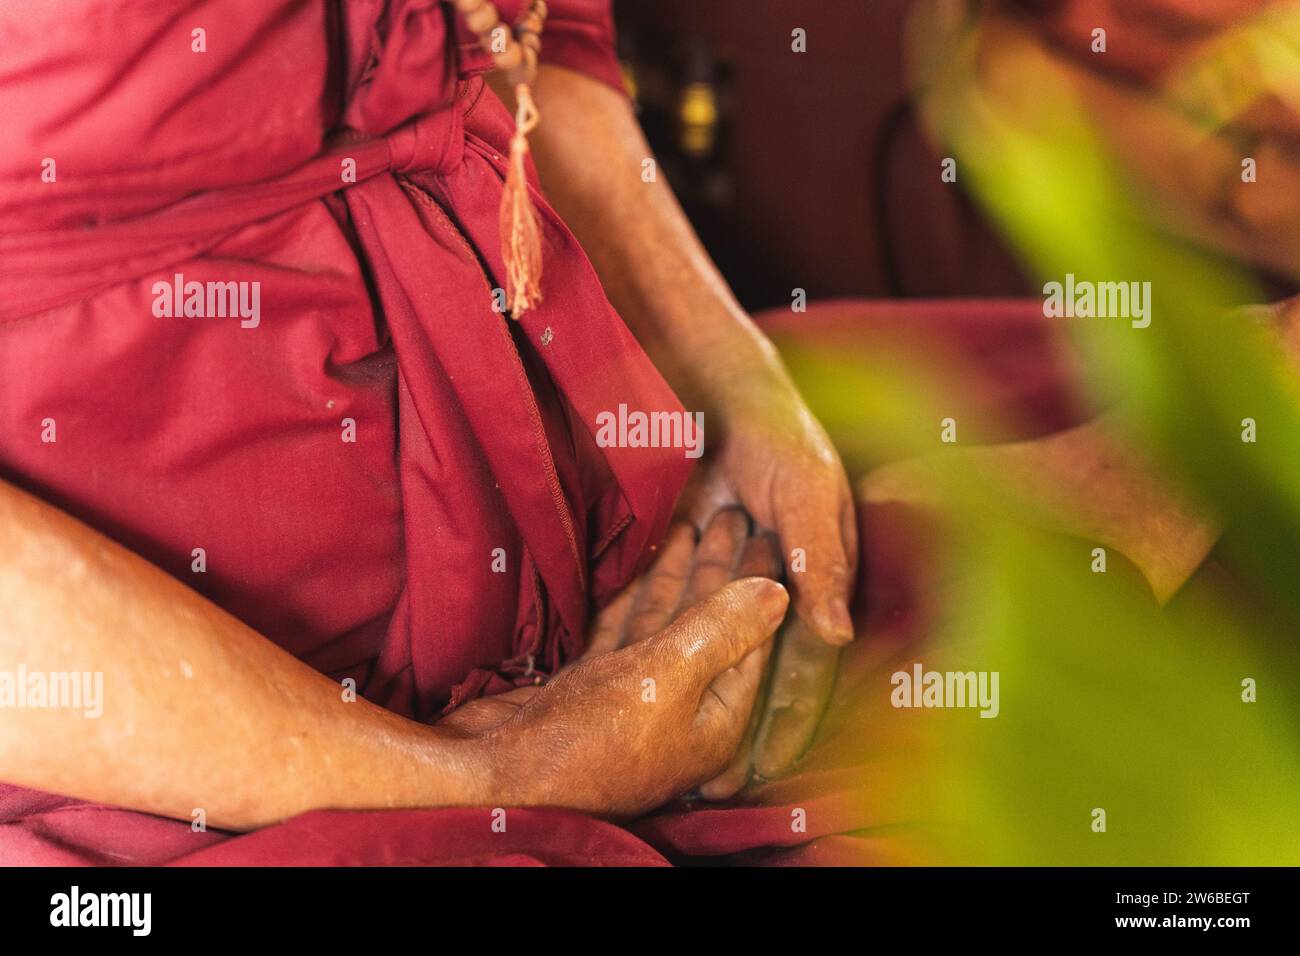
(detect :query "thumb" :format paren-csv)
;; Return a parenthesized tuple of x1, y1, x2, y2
(778, 505, 855, 647)
(653, 577, 788, 685)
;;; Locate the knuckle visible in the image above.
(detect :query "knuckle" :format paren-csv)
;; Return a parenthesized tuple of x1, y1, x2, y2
(688, 555, 733, 578)
(628, 601, 671, 627)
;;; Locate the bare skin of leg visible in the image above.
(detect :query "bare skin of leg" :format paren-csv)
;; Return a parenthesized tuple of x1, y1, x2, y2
(860, 414, 1222, 605)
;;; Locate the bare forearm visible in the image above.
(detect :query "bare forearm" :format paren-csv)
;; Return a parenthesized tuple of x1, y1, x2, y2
(519, 66, 787, 413)
(0, 480, 487, 830)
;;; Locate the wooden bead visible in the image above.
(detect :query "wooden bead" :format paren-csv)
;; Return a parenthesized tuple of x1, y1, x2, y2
(495, 42, 524, 72)
(465, 5, 498, 34)
(455, 0, 545, 82)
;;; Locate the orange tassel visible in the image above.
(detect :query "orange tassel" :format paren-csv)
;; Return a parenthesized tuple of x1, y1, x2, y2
(500, 83, 543, 318)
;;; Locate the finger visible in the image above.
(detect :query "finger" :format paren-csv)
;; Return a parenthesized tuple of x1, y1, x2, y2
(698, 556, 779, 799)
(438, 685, 539, 735)
(696, 637, 773, 799)
(696, 723, 755, 800)
(624, 522, 696, 644)
(692, 534, 780, 800)
(677, 506, 749, 612)
(587, 522, 696, 657)
(751, 618, 840, 778)
(673, 464, 734, 529)
(653, 577, 788, 687)
(733, 529, 783, 582)
(696, 638, 772, 752)
(704, 634, 771, 718)
(839, 495, 860, 587)
(778, 489, 855, 646)
(696, 544, 799, 796)
(581, 583, 637, 659)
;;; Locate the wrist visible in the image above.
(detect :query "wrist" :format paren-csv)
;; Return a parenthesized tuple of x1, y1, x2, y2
(676, 327, 792, 422)
(409, 722, 500, 808)
(471, 726, 543, 808)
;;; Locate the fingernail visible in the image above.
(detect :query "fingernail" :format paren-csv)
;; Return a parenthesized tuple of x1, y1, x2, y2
(817, 598, 854, 646)
(750, 578, 789, 627)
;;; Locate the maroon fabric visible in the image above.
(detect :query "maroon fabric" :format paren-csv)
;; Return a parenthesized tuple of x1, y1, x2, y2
(0, 296, 1085, 865)
(0, 0, 689, 863)
(756, 297, 1088, 442)
(0, 0, 1090, 869)
(0, 0, 687, 710)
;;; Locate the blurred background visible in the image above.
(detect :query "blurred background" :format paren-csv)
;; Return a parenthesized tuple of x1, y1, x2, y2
(612, 0, 1300, 311)
(607, 0, 1300, 864)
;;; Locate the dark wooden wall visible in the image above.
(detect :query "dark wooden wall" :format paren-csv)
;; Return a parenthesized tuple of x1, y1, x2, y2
(613, 0, 1032, 312)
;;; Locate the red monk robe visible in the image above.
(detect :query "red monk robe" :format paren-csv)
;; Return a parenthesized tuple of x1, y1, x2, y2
(0, 0, 691, 707)
(0, 0, 1211, 866)
(0, 299, 1083, 865)
(0, 0, 694, 863)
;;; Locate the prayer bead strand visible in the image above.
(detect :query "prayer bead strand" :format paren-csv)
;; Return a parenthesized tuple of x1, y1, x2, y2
(452, 0, 550, 317)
